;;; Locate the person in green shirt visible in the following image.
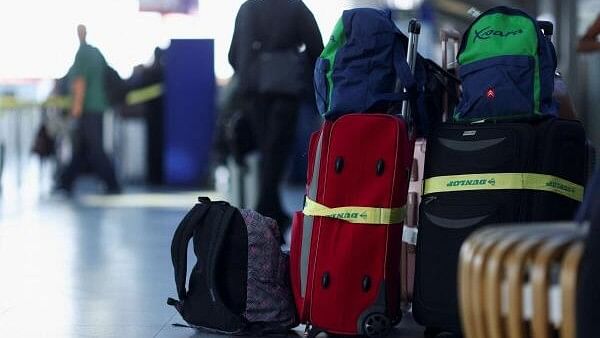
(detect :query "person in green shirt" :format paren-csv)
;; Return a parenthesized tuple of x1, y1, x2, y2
(57, 24, 120, 195)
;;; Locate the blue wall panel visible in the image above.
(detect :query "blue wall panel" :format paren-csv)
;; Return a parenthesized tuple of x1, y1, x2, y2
(164, 39, 215, 186)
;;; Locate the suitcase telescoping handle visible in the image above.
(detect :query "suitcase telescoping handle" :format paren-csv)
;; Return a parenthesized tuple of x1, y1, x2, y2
(441, 28, 460, 122)
(401, 19, 421, 139)
(440, 28, 460, 72)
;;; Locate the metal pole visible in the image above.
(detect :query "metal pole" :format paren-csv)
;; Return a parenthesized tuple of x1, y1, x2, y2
(556, 0, 578, 102)
(0, 143, 4, 195)
(15, 110, 22, 190)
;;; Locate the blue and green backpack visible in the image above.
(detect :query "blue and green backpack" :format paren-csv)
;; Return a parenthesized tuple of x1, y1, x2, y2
(454, 6, 558, 121)
(314, 9, 421, 121)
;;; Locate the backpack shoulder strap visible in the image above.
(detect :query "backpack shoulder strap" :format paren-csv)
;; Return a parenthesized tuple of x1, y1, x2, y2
(205, 206, 238, 303)
(377, 33, 418, 110)
(392, 33, 417, 92)
(169, 198, 211, 303)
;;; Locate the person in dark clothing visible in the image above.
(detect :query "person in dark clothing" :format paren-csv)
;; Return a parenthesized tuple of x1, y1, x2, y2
(143, 48, 165, 186)
(58, 24, 121, 195)
(576, 167, 600, 338)
(228, 0, 323, 233)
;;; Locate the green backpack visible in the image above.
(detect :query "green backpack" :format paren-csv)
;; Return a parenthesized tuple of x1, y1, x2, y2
(313, 8, 419, 120)
(454, 6, 558, 121)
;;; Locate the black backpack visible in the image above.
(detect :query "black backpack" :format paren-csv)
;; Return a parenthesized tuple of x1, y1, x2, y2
(31, 123, 55, 158)
(415, 58, 460, 136)
(104, 63, 128, 107)
(167, 197, 296, 334)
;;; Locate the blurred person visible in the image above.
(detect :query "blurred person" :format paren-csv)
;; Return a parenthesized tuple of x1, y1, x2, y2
(57, 24, 121, 195)
(126, 47, 165, 185)
(228, 0, 323, 235)
(578, 14, 600, 53)
(144, 47, 165, 186)
(552, 14, 600, 120)
(212, 74, 246, 167)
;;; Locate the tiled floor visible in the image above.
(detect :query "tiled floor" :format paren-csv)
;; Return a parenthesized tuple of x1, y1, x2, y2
(0, 187, 426, 337)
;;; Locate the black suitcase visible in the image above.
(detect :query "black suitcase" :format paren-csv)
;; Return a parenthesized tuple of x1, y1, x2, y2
(529, 119, 587, 220)
(412, 118, 586, 334)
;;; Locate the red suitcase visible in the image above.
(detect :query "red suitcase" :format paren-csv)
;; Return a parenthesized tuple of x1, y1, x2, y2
(290, 18, 421, 337)
(290, 114, 412, 336)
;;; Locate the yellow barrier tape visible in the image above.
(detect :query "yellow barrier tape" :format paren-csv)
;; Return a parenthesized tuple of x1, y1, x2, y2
(44, 95, 72, 109)
(423, 173, 584, 202)
(0, 96, 37, 110)
(126, 84, 163, 106)
(0, 83, 162, 111)
(303, 197, 406, 225)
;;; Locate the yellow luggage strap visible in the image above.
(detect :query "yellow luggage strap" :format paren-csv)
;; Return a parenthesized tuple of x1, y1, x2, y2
(423, 173, 584, 202)
(303, 197, 406, 225)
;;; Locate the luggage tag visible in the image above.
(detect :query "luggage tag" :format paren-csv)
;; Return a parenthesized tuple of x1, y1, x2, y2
(402, 226, 419, 246)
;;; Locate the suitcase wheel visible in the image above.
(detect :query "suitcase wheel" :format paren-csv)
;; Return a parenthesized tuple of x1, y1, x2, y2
(390, 313, 402, 327)
(362, 313, 391, 337)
